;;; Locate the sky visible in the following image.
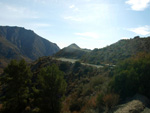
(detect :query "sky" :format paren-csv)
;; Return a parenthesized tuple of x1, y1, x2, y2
(0, 0, 150, 49)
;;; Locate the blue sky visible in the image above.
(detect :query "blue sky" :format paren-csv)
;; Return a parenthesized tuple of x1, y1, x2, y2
(0, 0, 150, 49)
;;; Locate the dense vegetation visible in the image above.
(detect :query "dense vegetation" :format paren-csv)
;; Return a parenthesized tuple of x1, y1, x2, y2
(31, 57, 115, 113)
(32, 52, 150, 112)
(54, 36, 150, 66)
(33, 65, 66, 113)
(81, 36, 150, 65)
(1, 52, 150, 113)
(0, 60, 32, 113)
(1, 31, 150, 113)
(110, 53, 150, 99)
(0, 59, 66, 113)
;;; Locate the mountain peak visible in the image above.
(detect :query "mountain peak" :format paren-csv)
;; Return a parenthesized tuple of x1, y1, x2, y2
(0, 26, 60, 60)
(54, 43, 90, 59)
(67, 43, 80, 49)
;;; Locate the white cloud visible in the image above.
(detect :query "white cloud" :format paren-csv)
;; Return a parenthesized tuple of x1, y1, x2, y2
(128, 26, 150, 35)
(74, 8, 79, 11)
(63, 3, 110, 23)
(69, 5, 75, 8)
(126, 0, 150, 11)
(69, 4, 79, 12)
(75, 32, 100, 39)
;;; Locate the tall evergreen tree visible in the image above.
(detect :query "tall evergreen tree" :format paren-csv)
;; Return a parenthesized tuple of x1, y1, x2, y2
(33, 65, 67, 113)
(0, 59, 32, 113)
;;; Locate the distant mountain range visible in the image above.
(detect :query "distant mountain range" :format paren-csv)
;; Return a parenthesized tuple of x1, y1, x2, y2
(1, 25, 150, 70)
(54, 43, 91, 59)
(54, 36, 150, 65)
(0, 26, 60, 72)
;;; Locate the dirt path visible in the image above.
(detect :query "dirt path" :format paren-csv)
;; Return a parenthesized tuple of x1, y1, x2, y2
(54, 57, 104, 68)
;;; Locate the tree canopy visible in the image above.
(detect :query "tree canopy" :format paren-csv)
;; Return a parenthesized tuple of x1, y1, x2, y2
(33, 64, 67, 113)
(110, 53, 150, 99)
(0, 59, 32, 113)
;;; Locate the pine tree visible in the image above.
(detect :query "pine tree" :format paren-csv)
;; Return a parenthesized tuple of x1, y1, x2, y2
(33, 64, 66, 113)
(0, 59, 32, 113)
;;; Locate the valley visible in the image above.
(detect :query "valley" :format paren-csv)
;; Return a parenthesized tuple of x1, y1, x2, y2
(0, 26, 150, 113)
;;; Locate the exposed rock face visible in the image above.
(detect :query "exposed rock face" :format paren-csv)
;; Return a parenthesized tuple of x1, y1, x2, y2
(114, 100, 145, 113)
(114, 94, 150, 113)
(0, 26, 60, 73)
(0, 26, 60, 60)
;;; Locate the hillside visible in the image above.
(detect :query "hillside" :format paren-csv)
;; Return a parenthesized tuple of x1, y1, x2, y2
(0, 26, 60, 73)
(81, 36, 150, 64)
(30, 56, 111, 113)
(0, 26, 60, 60)
(54, 43, 91, 59)
(30, 53, 150, 113)
(1, 46, 150, 113)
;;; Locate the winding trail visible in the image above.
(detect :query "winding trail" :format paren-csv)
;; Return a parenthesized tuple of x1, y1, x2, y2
(54, 57, 104, 68)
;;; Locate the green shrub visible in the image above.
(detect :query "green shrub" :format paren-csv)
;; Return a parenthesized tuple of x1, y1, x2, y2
(110, 53, 150, 99)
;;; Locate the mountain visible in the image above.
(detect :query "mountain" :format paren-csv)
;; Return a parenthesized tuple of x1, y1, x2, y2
(0, 26, 60, 60)
(67, 43, 80, 49)
(81, 36, 150, 64)
(0, 26, 60, 72)
(54, 43, 91, 59)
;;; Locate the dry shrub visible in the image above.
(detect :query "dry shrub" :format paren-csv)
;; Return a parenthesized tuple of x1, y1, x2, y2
(79, 95, 97, 113)
(61, 96, 72, 113)
(103, 93, 119, 111)
(87, 96, 97, 108)
(0, 104, 3, 110)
